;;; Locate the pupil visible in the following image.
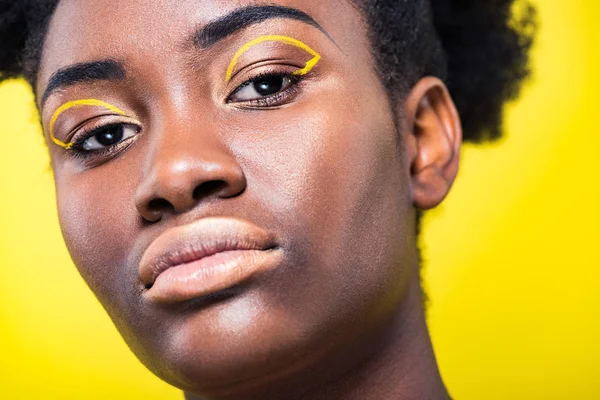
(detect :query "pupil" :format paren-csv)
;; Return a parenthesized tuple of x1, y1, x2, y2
(254, 76, 284, 96)
(96, 126, 124, 146)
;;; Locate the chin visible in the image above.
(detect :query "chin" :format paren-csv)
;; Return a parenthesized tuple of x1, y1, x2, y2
(113, 284, 324, 394)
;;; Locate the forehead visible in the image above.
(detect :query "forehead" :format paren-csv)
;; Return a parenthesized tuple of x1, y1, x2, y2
(38, 0, 366, 94)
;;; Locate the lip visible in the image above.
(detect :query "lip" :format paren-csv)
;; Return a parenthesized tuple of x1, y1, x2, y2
(139, 218, 281, 303)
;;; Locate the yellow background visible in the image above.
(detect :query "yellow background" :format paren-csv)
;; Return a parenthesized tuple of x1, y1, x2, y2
(1, 0, 598, 398)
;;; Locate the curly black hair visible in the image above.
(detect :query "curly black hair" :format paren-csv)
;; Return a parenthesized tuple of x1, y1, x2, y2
(0, 0, 535, 142)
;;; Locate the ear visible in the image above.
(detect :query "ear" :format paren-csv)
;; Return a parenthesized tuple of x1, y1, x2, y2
(402, 77, 462, 210)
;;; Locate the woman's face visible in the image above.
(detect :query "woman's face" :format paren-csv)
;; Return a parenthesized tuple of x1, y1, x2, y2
(37, 0, 421, 394)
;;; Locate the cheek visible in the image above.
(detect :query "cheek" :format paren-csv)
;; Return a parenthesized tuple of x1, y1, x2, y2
(230, 81, 415, 329)
(55, 164, 139, 305)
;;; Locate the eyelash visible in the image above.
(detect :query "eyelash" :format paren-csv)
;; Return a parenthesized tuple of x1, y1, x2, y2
(226, 71, 304, 107)
(68, 123, 137, 160)
(64, 70, 306, 160)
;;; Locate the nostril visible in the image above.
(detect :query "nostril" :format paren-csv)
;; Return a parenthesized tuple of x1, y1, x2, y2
(148, 198, 173, 212)
(193, 180, 227, 200)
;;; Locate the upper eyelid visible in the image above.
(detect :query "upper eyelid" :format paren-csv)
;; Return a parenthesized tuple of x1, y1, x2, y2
(49, 99, 127, 150)
(225, 35, 321, 83)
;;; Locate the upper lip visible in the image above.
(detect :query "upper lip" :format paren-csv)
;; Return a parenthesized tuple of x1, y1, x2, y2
(138, 218, 278, 289)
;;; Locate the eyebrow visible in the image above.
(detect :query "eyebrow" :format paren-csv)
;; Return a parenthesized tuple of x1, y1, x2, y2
(41, 59, 125, 107)
(196, 5, 332, 48)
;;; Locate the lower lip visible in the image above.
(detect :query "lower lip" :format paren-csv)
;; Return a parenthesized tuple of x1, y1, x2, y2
(144, 249, 282, 303)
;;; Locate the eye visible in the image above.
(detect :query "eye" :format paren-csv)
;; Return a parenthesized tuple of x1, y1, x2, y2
(79, 124, 138, 151)
(228, 74, 297, 102)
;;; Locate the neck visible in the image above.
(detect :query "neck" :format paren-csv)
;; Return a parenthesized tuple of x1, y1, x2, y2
(185, 275, 449, 400)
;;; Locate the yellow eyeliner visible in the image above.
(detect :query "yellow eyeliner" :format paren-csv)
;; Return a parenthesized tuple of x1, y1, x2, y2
(49, 99, 126, 149)
(225, 35, 321, 82)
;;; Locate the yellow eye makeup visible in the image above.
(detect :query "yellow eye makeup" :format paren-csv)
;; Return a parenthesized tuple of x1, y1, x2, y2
(48, 37, 320, 149)
(49, 99, 126, 149)
(225, 35, 321, 83)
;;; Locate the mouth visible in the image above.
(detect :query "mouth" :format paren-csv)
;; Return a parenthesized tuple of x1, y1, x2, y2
(139, 218, 282, 303)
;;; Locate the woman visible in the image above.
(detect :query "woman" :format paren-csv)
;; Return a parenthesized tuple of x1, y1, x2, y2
(0, 1, 534, 399)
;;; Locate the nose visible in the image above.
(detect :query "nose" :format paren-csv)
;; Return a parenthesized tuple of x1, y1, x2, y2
(135, 135, 246, 222)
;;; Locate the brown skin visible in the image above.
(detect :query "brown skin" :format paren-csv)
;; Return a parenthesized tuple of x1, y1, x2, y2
(37, 0, 461, 399)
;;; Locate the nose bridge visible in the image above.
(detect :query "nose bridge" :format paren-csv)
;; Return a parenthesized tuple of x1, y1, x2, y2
(135, 103, 246, 221)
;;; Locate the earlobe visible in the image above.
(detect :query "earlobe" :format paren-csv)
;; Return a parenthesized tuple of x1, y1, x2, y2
(403, 77, 462, 210)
